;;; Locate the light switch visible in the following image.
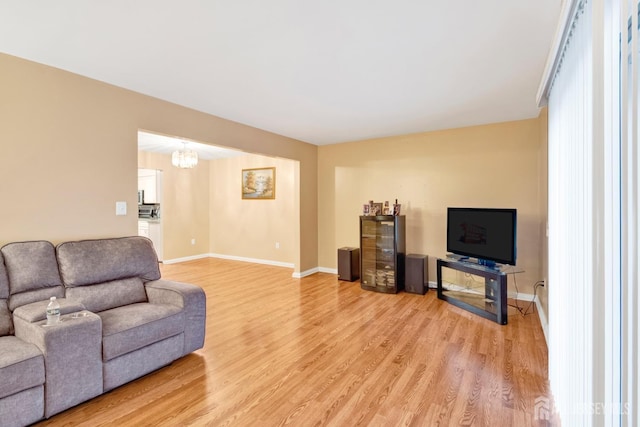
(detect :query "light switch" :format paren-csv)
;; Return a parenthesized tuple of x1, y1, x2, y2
(115, 201, 127, 216)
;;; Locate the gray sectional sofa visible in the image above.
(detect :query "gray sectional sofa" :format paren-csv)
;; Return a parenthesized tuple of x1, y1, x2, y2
(0, 236, 206, 426)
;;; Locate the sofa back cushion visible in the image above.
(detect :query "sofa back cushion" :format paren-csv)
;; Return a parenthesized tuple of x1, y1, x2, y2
(0, 252, 8, 300)
(0, 241, 65, 311)
(56, 236, 161, 286)
(56, 237, 159, 312)
(0, 301, 12, 336)
(65, 277, 148, 313)
(0, 252, 12, 336)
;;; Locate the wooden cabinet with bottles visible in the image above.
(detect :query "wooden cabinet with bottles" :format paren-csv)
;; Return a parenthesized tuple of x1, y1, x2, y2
(359, 215, 406, 293)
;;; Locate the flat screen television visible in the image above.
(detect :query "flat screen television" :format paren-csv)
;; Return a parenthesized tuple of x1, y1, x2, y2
(446, 207, 517, 266)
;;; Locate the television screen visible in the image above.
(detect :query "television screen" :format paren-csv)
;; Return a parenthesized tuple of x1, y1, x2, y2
(446, 208, 517, 265)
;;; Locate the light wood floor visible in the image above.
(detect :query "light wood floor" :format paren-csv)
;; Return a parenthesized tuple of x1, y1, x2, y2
(33, 258, 555, 426)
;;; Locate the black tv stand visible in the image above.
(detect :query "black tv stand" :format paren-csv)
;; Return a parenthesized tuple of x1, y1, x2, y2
(445, 254, 500, 271)
(477, 259, 496, 269)
(437, 258, 509, 325)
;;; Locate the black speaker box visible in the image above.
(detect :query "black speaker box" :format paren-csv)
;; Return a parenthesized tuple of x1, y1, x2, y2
(338, 247, 360, 281)
(405, 254, 428, 294)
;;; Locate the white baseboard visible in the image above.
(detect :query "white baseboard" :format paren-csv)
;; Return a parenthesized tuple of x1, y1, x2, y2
(165, 253, 296, 275)
(209, 253, 295, 269)
(536, 298, 549, 346)
(166, 254, 338, 279)
(293, 267, 320, 278)
(162, 253, 210, 264)
(508, 290, 534, 301)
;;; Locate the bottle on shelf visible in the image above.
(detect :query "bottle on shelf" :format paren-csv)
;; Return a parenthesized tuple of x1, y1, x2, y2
(393, 199, 401, 216)
(46, 296, 60, 325)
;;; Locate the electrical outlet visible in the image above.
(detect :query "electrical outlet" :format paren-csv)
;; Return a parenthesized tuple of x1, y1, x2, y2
(191, 238, 196, 245)
(275, 242, 280, 249)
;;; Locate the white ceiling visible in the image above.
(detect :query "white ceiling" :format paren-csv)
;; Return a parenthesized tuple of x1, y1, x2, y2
(0, 1, 561, 146)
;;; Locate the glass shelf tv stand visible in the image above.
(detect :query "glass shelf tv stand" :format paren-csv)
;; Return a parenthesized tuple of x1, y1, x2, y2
(436, 258, 523, 325)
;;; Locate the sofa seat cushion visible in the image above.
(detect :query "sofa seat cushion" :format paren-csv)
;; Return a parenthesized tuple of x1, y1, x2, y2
(99, 303, 184, 361)
(0, 336, 44, 399)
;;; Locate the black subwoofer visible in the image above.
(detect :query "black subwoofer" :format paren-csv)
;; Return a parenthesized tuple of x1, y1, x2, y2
(405, 254, 428, 294)
(338, 247, 360, 281)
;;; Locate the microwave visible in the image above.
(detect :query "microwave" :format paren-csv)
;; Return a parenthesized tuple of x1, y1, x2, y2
(139, 204, 160, 218)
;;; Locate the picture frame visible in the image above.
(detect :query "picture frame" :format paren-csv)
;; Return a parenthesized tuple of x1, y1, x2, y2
(242, 167, 276, 199)
(371, 202, 383, 216)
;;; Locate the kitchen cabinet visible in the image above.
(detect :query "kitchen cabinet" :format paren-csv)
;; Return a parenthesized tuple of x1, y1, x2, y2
(138, 220, 150, 238)
(138, 169, 162, 204)
(149, 222, 163, 261)
(138, 220, 163, 261)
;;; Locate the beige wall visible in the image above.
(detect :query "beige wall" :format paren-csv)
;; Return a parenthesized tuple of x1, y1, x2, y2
(0, 53, 317, 273)
(318, 117, 546, 294)
(0, 55, 139, 244)
(209, 155, 298, 265)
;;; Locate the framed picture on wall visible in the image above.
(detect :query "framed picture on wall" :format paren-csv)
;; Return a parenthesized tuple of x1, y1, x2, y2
(242, 167, 276, 199)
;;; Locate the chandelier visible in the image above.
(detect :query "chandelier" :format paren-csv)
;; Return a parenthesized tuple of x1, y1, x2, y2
(171, 142, 198, 169)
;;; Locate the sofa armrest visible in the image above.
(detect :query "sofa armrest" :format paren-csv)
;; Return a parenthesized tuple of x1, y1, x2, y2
(145, 280, 206, 355)
(13, 298, 86, 323)
(13, 309, 102, 418)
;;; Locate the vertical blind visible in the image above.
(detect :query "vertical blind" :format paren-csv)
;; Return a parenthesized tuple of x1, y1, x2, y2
(622, 0, 639, 423)
(543, 0, 638, 425)
(548, 2, 595, 425)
